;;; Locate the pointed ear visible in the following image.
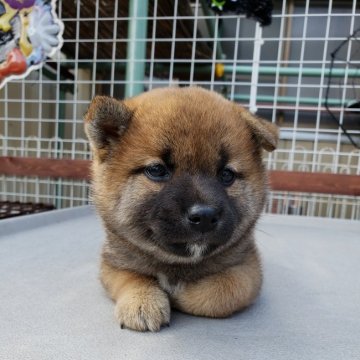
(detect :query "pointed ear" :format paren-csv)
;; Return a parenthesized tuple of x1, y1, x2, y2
(238, 108, 279, 152)
(84, 96, 133, 156)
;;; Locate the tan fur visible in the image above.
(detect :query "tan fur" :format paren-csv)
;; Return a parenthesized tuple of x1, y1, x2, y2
(84, 87, 278, 332)
(101, 261, 170, 332)
(171, 248, 262, 317)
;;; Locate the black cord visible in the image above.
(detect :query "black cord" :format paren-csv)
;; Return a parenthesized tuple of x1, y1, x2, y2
(325, 28, 360, 149)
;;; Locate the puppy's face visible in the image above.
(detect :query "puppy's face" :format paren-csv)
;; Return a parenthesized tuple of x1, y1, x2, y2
(85, 87, 278, 264)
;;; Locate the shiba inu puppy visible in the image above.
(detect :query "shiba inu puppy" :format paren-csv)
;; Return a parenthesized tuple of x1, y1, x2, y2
(84, 87, 278, 331)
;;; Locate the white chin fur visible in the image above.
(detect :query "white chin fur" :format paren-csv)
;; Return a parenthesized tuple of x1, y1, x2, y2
(187, 243, 207, 259)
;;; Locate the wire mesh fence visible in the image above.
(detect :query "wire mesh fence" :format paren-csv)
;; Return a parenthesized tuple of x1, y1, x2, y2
(0, 0, 359, 219)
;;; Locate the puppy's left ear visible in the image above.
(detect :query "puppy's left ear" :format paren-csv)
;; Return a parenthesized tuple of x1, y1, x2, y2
(239, 108, 279, 152)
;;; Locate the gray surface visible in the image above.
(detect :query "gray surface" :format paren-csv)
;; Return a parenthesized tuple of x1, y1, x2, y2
(0, 206, 359, 360)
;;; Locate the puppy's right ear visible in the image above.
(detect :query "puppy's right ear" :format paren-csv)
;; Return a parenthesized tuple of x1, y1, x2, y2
(84, 96, 132, 159)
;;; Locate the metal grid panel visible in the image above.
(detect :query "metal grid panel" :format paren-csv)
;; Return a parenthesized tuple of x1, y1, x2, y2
(0, 0, 359, 219)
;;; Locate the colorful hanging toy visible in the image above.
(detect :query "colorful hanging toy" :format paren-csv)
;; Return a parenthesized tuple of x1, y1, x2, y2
(0, 0, 63, 88)
(208, 0, 273, 26)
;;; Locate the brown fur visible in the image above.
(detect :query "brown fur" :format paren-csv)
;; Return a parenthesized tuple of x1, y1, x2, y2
(172, 247, 262, 317)
(84, 87, 278, 331)
(101, 261, 170, 331)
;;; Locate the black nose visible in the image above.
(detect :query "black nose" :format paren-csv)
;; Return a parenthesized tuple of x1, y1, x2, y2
(187, 205, 220, 233)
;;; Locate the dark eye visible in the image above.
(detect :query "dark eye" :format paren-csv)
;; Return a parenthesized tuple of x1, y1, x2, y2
(144, 164, 170, 181)
(219, 168, 236, 186)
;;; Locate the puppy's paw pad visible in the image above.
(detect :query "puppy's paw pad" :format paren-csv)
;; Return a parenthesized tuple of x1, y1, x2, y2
(115, 287, 170, 332)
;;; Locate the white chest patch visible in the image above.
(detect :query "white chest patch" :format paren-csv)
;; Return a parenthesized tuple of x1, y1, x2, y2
(157, 273, 183, 296)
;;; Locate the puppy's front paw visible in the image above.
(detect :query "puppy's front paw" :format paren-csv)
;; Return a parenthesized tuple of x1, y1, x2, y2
(114, 286, 170, 332)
